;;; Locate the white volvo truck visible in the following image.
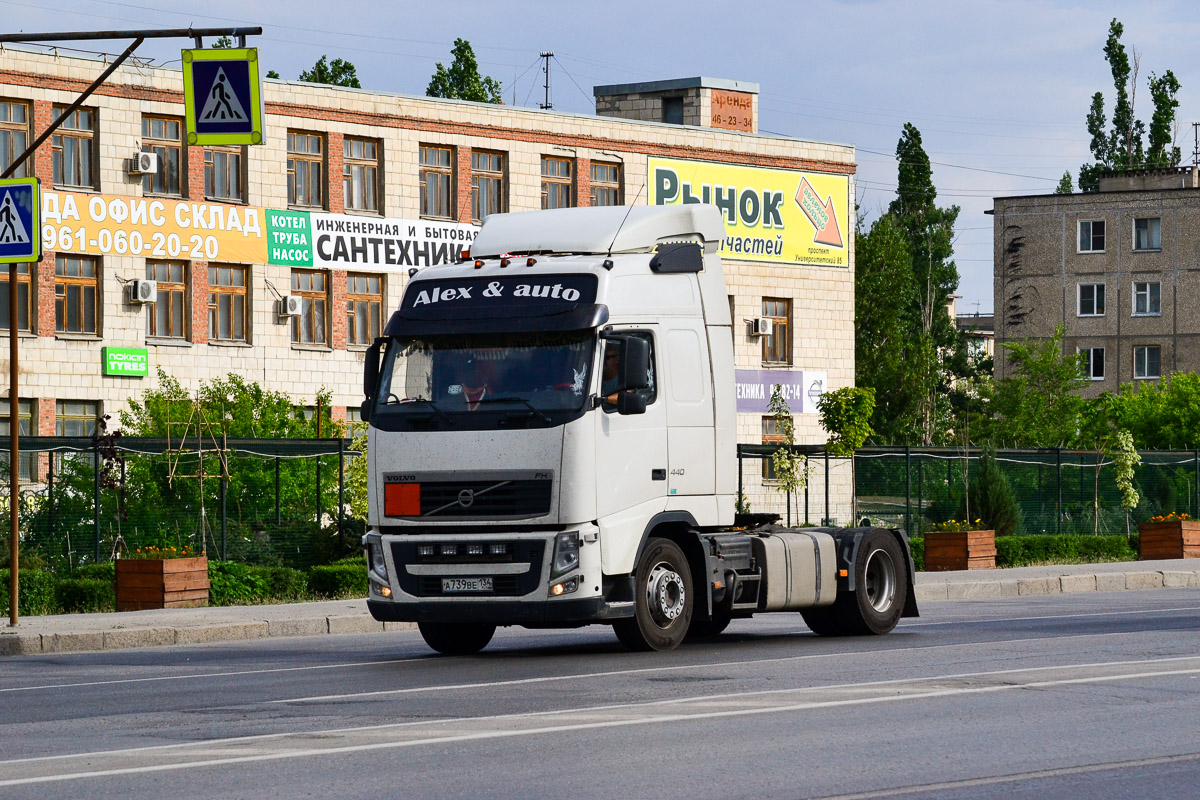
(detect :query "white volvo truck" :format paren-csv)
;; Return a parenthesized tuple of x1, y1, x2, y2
(360, 204, 917, 653)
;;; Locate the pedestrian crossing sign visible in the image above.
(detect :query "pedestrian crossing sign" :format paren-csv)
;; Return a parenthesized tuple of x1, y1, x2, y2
(182, 48, 264, 146)
(0, 177, 39, 265)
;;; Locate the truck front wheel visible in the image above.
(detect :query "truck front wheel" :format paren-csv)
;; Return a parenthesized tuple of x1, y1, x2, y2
(802, 530, 907, 636)
(418, 621, 496, 655)
(614, 537, 693, 651)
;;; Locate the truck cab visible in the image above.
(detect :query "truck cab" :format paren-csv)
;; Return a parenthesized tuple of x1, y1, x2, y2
(361, 204, 916, 653)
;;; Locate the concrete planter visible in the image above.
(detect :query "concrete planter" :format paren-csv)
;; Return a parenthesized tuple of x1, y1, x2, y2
(1138, 521, 1200, 560)
(115, 556, 210, 610)
(924, 530, 996, 571)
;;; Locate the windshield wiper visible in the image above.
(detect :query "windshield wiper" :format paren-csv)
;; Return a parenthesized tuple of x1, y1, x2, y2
(472, 396, 552, 424)
(391, 397, 452, 424)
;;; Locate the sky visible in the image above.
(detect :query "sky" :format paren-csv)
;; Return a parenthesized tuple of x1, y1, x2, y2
(5, 0, 1200, 314)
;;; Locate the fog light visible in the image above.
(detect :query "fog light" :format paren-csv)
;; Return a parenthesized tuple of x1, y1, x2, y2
(441, 544, 458, 556)
(418, 545, 435, 557)
(467, 543, 484, 555)
(489, 543, 508, 555)
(549, 577, 579, 597)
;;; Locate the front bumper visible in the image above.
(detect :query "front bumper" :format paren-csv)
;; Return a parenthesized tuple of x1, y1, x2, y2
(367, 595, 631, 625)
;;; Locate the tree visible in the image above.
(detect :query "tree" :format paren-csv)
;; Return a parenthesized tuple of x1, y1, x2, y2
(988, 325, 1087, 447)
(266, 70, 280, 80)
(1077, 19, 1182, 191)
(298, 55, 361, 88)
(817, 387, 875, 524)
(1108, 371, 1200, 449)
(1055, 172, 1074, 194)
(212, 36, 233, 49)
(886, 123, 964, 444)
(426, 38, 503, 103)
(767, 385, 808, 525)
(969, 448, 1022, 536)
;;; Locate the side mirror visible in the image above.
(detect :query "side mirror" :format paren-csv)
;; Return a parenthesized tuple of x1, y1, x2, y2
(619, 336, 650, 391)
(363, 337, 386, 408)
(616, 391, 647, 415)
(359, 398, 372, 423)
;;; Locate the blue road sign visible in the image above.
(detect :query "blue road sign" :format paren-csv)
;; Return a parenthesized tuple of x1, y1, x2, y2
(0, 178, 39, 265)
(182, 48, 264, 146)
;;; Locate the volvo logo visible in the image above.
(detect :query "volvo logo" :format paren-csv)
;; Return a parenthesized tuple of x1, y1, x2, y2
(457, 488, 475, 508)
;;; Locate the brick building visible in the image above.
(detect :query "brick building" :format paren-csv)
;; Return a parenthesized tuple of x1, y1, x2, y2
(992, 167, 1200, 394)
(0, 48, 857, 513)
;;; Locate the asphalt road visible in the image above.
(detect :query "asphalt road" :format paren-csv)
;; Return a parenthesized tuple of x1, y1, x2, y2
(1, 589, 1199, 799)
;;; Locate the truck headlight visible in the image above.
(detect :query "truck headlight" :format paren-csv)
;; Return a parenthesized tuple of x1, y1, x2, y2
(550, 531, 580, 579)
(370, 542, 388, 578)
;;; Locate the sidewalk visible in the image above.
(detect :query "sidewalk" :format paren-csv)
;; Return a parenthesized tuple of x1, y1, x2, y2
(2, 559, 1198, 657)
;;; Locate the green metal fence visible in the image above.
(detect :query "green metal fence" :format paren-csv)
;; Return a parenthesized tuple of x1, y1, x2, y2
(1, 436, 359, 571)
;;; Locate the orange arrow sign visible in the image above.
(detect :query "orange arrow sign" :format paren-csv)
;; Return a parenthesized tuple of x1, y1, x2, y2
(795, 177, 843, 248)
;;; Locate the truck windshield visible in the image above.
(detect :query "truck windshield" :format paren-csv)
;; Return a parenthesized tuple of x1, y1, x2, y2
(374, 331, 595, 428)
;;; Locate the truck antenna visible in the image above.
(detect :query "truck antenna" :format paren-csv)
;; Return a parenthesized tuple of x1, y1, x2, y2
(606, 178, 647, 257)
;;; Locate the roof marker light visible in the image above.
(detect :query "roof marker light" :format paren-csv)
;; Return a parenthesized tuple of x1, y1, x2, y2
(474, 259, 485, 269)
(602, 259, 614, 270)
(407, 268, 418, 278)
(500, 258, 510, 268)
(526, 257, 537, 267)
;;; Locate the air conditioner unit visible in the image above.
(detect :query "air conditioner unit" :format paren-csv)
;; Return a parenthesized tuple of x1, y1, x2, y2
(129, 151, 159, 175)
(129, 279, 157, 304)
(750, 317, 773, 336)
(279, 295, 302, 317)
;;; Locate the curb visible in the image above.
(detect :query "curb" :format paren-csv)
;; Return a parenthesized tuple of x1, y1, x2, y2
(913, 568, 1200, 603)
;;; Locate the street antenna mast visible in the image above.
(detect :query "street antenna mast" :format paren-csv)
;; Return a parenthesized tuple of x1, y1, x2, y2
(539, 51, 553, 109)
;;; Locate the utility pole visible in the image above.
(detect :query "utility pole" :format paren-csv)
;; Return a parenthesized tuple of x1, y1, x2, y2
(539, 51, 553, 110)
(1193, 122, 1200, 167)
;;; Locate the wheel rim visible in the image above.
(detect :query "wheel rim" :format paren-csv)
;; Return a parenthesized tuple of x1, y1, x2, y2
(645, 561, 686, 627)
(862, 547, 896, 613)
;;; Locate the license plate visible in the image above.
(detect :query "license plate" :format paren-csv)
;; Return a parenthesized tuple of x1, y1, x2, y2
(442, 577, 493, 593)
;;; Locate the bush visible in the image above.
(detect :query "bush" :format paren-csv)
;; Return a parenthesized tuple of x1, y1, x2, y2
(208, 560, 269, 606)
(308, 564, 367, 598)
(73, 563, 116, 583)
(995, 534, 1136, 567)
(0, 569, 59, 616)
(252, 566, 309, 601)
(908, 536, 924, 572)
(970, 448, 1022, 536)
(55, 578, 115, 613)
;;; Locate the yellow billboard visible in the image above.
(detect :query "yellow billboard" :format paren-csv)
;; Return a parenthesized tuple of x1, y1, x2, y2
(647, 157, 850, 267)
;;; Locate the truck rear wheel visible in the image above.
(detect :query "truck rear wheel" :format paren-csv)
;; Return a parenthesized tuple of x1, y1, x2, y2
(802, 530, 906, 636)
(614, 537, 693, 651)
(418, 621, 496, 655)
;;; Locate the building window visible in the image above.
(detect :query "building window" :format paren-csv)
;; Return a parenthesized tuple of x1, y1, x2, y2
(1077, 283, 1105, 317)
(204, 146, 244, 202)
(419, 145, 453, 219)
(1133, 217, 1161, 251)
(471, 150, 505, 222)
(287, 131, 324, 208)
(291, 269, 328, 345)
(1079, 347, 1105, 380)
(141, 116, 182, 196)
(541, 156, 573, 209)
(0, 398, 35, 482)
(345, 405, 367, 436)
(590, 161, 622, 207)
(662, 96, 683, 125)
(56, 400, 98, 438)
(1078, 219, 1105, 253)
(1133, 281, 1161, 316)
(146, 261, 186, 339)
(343, 137, 379, 213)
(51, 107, 95, 189)
(761, 417, 789, 480)
(0, 263, 32, 333)
(761, 298, 791, 364)
(346, 272, 382, 347)
(55, 255, 98, 334)
(0, 100, 29, 178)
(1133, 345, 1161, 380)
(208, 264, 247, 342)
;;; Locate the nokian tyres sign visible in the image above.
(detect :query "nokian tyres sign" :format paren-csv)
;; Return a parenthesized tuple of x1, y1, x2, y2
(103, 347, 149, 377)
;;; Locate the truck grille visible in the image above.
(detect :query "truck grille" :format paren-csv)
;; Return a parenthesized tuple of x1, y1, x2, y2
(415, 479, 552, 518)
(391, 539, 545, 598)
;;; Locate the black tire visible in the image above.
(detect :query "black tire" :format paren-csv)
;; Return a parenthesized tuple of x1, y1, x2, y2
(613, 537, 693, 651)
(686, 603, 732, 639)
(418, 621, 496, 655)
(804, 530, 907, 636)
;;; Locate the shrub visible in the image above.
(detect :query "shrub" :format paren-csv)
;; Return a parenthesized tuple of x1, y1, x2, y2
(308, 564, 367, 598)
(908, 536, 924, 572)
(252, 566, 309, 601)
(995, 534, 1136, 567)
(970, 448, 1022, 536)
(55, 578, 115, 613)
(73, 563, 115, 583)
(208, 560, 269, 606)
(0, 569, 59, 616)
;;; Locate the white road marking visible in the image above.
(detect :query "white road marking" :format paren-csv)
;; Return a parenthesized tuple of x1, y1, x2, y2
(898, 604, 1200, 628)
(0, 655, 1197, 787)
